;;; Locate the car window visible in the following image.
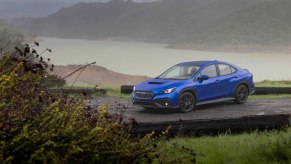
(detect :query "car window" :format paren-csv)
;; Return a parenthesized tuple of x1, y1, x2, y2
(231, 66, 237, 73)
(158, 65, 200, 80)
(164, 66, 180, 78)
(218, 64, 232, 76)
(200, 65, 217, 78)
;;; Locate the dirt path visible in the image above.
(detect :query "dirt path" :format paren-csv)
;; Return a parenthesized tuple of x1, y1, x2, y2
(91, 97, 291, 123)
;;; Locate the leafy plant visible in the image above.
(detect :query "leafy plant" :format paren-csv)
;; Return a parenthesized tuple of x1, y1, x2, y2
(0, 44, 159, 163)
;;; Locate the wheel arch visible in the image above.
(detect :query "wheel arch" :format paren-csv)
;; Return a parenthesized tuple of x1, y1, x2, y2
(179, 87, 197, 101)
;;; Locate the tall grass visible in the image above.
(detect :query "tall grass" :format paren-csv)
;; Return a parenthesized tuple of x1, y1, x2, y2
(158, 129, 291, 163)
(256, 80, 291, 87)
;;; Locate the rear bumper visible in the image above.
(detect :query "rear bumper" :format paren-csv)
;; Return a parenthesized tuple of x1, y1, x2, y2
(250, 89, 255, 95)
(250, 82, 255, 95)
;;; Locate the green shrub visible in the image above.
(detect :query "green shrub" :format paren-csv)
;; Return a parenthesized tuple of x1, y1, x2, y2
(0, 45, 158, 163)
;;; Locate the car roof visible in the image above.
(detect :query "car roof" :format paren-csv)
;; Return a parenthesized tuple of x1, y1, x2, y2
(176, 60, 219, 67)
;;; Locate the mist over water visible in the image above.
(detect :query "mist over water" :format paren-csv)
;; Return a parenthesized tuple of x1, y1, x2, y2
(39, 37, 291, 82)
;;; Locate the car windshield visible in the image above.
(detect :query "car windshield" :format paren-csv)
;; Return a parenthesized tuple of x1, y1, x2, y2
(157, 65, 201, 80)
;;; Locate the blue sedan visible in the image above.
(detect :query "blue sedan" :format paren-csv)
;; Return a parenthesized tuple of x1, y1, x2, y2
(132, 60, 254, 112)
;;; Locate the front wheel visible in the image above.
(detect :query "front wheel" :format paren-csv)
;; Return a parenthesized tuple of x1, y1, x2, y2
(234, 85, 249, 104)
(179, 92, 196, 113)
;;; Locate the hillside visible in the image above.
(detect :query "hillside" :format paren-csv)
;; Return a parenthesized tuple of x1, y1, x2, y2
(0, 22, 24, 51)
(54, 64, 149, 86)
(10, 0, 291, 49)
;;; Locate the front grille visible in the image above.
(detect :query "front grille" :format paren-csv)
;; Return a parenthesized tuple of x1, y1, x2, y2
(134, 91, 153, 99)
(133, 101, 153, 106)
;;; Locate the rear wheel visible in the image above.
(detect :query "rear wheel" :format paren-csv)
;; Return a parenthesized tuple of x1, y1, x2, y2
(234, 85, 249, 104)
(179, 92, 196, 113)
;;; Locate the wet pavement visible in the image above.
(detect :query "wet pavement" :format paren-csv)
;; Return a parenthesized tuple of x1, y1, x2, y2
(90, 97, 291, 123)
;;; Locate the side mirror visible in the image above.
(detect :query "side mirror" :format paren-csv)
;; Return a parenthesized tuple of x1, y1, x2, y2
(198, 75, 209, 82)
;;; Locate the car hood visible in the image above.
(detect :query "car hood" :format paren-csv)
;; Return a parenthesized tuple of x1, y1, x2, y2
(135, 78, 187, 92)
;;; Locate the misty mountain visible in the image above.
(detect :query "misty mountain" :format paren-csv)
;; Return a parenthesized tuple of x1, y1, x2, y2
(10, 0, 291, 47)
(0, 0, 155, 19)
(54, 64, 149, 85)
(0, 22, 24, 51)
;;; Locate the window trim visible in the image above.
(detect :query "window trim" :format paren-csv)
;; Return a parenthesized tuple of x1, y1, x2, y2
(231, 66, 237, 74)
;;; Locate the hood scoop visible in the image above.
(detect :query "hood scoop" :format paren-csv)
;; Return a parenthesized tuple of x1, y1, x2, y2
(148, 81, 164, 85)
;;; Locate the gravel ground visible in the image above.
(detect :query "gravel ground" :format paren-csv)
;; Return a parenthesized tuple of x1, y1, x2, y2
(90, 97, 291, 123)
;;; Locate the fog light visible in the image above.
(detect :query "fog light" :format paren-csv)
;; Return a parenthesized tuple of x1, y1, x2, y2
(155, 99, 171, 107)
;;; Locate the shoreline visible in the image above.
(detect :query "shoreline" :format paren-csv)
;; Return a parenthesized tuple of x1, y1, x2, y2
(166, 43, 291, 55)
(38, 36, 291, 54)
(38, 36, 291, 82)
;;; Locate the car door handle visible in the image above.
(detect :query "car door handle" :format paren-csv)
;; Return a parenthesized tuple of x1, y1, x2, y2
(232, 76, 238, 79)
(215, 80, 220, 83)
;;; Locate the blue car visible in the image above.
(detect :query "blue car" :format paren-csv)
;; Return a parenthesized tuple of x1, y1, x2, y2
(132, 60, 254, 112)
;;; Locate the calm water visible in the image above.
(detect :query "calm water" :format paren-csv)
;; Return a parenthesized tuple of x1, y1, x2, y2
(39, 37, 291, 82)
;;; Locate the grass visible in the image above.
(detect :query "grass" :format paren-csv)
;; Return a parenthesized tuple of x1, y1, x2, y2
(64, 80, 291, 99)
(255, 80, 291, 88)
(157, 129, 291, 163)
(62, 84, 97, 89)
(249, 94, 291, 99)
(97, 86, 131, 98)
(61, 85, 130, 98)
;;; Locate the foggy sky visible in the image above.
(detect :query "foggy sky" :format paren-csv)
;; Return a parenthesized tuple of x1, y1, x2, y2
(0, 0, 156, 19)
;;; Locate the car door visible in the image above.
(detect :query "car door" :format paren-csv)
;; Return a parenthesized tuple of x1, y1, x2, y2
(194, 64, 220, 102)
(217, 64, 238, 97)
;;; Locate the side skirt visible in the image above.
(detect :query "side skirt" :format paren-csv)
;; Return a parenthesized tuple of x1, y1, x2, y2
(196, 97, 235, 106)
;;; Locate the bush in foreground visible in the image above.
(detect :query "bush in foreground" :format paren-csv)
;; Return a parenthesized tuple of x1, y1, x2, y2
(0, 45, 159, 163)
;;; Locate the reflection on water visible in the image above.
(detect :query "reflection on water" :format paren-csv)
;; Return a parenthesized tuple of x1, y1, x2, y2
(39, 37, 291, 82)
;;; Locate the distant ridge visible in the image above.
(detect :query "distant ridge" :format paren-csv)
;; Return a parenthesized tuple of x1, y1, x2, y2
(54, 65, 149, 86)
(11, 0, 291, 50)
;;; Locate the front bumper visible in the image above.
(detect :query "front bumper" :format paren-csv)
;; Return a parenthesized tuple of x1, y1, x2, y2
(132, 90, 179, 108)
(132, 98, 174, 108)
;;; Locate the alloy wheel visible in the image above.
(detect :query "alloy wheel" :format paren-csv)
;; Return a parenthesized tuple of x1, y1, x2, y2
(179, 92, 195, 112)
(235, 85, 249, 104)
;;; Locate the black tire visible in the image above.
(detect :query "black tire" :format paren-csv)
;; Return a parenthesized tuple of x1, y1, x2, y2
(179, 92, 196, 113)
(234, 85, 249, 104)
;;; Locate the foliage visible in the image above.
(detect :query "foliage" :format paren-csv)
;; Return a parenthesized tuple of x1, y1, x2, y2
(159, 129, 291, 164)
(155, 142, 196, 163)
(0, 44, 161, 163)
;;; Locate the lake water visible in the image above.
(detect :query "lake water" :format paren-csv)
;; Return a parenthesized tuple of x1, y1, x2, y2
(39, 37, 291, 82)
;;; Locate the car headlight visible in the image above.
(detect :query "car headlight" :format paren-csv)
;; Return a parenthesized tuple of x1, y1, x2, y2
(161, 88, 176, 94)
(133, 86, 136, 91)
